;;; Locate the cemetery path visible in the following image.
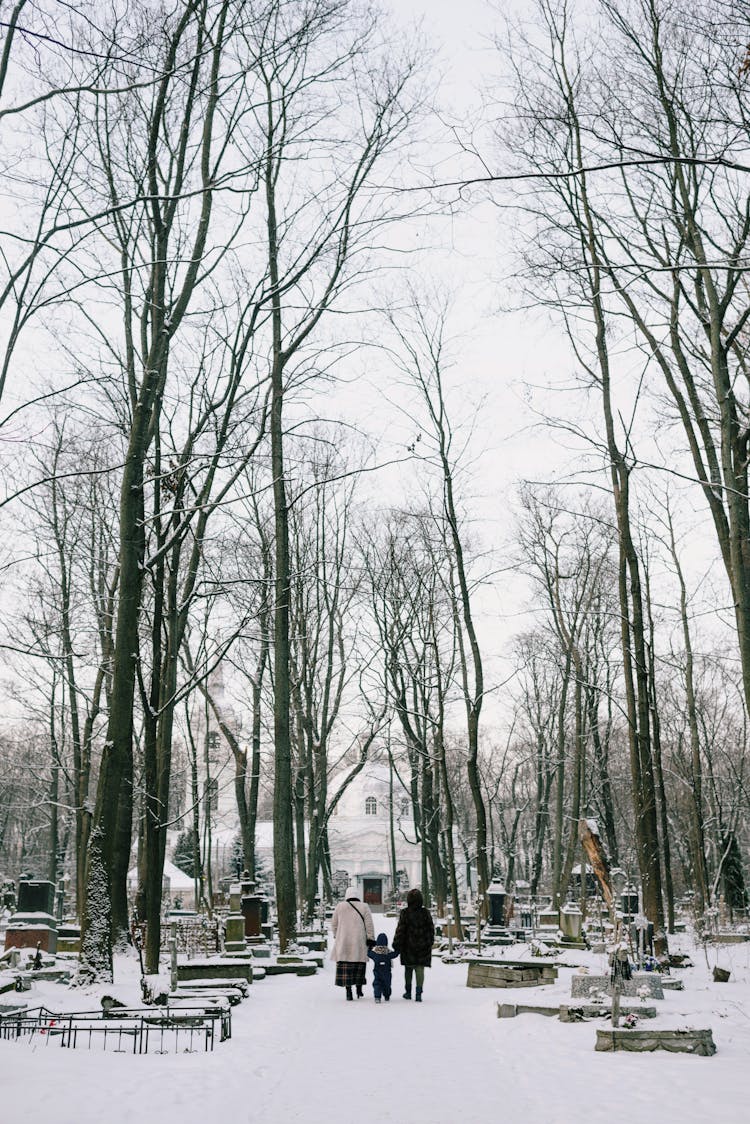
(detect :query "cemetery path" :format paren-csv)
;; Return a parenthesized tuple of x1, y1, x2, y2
(2, 916, 750, 1124)
(239, 918, 508, 1124)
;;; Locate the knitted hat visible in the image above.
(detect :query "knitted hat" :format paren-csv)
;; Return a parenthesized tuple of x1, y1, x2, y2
(345, 887, 359, 900)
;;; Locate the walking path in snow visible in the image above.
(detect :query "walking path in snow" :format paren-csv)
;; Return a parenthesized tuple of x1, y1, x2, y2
(2, 915, 749, 1124)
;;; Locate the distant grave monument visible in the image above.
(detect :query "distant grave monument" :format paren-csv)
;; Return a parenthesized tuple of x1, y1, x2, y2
(3, 877, 58, 953)
(240, 871, 264, 940)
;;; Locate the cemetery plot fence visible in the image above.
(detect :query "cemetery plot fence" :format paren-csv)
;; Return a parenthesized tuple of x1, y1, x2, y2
(0, 1004, 231, 1053)
(172, 916, 223, 959)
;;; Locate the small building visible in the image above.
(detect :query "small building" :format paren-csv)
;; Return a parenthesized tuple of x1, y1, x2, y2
(126, 859, 197, 911)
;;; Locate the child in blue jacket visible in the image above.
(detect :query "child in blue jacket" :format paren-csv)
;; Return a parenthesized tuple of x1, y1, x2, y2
(367, 931, 399, 1002)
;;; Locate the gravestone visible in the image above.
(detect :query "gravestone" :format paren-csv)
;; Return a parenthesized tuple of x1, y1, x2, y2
(559, 904, 586, 947)
(17, 880, 55, 915)
(595, 1028, 716, 1055)
(56, 924, 81, 953)
(630, 971, 665, 1000)
(570, 972, 664, 1001)
(537, 906, 559, 933)
(486, 883, 506, 925)
(240, 871, 263, 939)
(4, 878, 58, 953)
(621, 887, 639, 921)
(223, 884, 247, 953)
(467, 959, 557, 988)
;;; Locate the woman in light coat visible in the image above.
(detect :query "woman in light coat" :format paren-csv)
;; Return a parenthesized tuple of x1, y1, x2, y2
(330, 887, 375, 1000)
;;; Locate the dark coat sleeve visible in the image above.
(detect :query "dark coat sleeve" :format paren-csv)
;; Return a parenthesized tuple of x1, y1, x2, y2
(393, 909, 406, 952)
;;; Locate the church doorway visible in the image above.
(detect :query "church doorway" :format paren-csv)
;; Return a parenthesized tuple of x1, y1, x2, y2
(362, 878, 383, 906)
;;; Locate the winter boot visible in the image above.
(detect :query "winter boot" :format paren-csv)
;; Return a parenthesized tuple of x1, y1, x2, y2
(415, 987, 423, 1003)
(403, 989, 411, 1000)
(374, 997, 381, 1003)
(356, 984, 364, 999)
(346, 987, 353, 1001)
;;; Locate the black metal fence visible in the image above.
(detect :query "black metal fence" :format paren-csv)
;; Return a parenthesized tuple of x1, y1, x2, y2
(0, 1003, 231, 1054)
(171, 916, 223, 959)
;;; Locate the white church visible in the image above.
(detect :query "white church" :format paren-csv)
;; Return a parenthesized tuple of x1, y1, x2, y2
(249, 763, 424, 905)
(174, 668, 465, 903)
(255, 761, 467, 904)
(322, 761, 423, 905)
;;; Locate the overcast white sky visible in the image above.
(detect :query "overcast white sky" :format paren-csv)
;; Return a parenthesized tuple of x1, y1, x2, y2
(0, 0, 739, 735)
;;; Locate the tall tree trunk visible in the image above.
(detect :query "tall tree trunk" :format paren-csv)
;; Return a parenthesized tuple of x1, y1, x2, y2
(266, 110, 296, 949)
(80, 444, 145, 980)
(552, 652, 572, 906)
(559, 672, 584, 905)
(666, 517, 710, 915)
(560, 50, 667, 952)
(586, 682, 619, 866)
(643, 563, 676, 934)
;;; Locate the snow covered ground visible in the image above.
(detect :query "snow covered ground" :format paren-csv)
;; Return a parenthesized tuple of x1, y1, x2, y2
(2, 917, 749, 1124)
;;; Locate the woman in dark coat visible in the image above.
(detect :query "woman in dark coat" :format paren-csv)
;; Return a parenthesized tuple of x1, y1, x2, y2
(392, 887, 435, 1002)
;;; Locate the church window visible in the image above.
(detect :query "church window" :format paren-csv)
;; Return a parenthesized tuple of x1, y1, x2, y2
(365, 796, 377, 816)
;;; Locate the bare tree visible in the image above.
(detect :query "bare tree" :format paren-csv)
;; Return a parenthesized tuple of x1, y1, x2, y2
(389, 301, 491, 907)
(498, 0, 669, 950)
(247, 0, 422, 948)
(79, 0, 261, 979)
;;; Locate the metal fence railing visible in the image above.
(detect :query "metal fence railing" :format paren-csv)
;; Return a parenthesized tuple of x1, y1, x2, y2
(0, 1003, 231, 1054)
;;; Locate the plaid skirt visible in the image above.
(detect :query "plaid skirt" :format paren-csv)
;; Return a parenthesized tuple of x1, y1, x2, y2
(335, 961, 366, 988)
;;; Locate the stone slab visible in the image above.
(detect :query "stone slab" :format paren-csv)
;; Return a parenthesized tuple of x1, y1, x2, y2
(177, 958, 253, 983)
(263, 962, 316, 977)
(498, 1001, 657, 1020)
(595, 1028, 716, 1056)
(0, 975, 17, 995)
(630, 972, 665, 999)
(571, 973, 664, 1000)
(467, 959, 557, 991)
(570, 974, 609, 999)
(468, 957, 560, 971)
(16, 881, 55, 915)
(56, 937, 80, 953)
(0, 1007, 27, 1025)
(19, 968, 71, 984)
(497, 1002, 559, 1019)
(559, 1003, 657, 1022)
(3, 925, 57, 954)
(8, 912, 57, 928)
(175, 987, 244, 1006)
(175, 975, 249, 994)
(175, 979, 247, 995)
